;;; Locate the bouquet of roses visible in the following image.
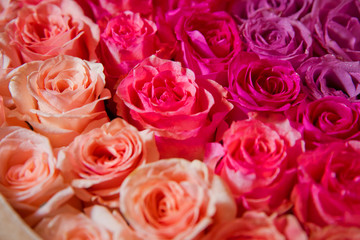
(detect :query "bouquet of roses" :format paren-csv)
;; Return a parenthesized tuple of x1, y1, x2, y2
(0, 0, 360, 239)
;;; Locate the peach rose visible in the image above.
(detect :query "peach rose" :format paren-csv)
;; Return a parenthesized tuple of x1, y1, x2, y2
(0, 96, 6, 127)
(119, 158, 237, 240)
(202, 211, 307, 240)
(7, 55, 110, 147)
(5, 0, 99, 62)
(0, 126, 73, 226)
(0, 32, 21, 104)
(35, 205, 138, 240)
(57, 118, 159, 207)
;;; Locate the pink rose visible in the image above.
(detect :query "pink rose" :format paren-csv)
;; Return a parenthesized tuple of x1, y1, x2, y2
(202, 211, 307, 240)
(292, 140, 360, 227)
(309, 224, 360, 240)
(5, 0, 99, 62)
(35, 205, 136, 240)
(119, 158, 236, 240)
(96, 10, 158, 90)
(228, 52, 302, 115)
(295, 96, 360, 149)
(205, 113, 304, 214)
(7, 55, 110, 147)
(57, 118, 159, 208)
(0, 96, 6, 127)
(166, 6, 242, 85)
(0, 0, 18, 31)
(115, 55, 232, 159)
(0, 126, 73, 226)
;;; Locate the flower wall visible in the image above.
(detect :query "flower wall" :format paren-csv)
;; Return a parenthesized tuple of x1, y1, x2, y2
(0, 0, 360, 239)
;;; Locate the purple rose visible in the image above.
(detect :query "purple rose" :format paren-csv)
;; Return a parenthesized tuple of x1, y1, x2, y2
(295, 96, 360, 148)
(228, 52, 302, 114)
(167, 6, 242, 86)
(229, 0, 314, 22)
(297, 54, 360, 101)
(310, 0, 360, 61)
(240, 13, 312, 68)
(292, 140, 360, 227)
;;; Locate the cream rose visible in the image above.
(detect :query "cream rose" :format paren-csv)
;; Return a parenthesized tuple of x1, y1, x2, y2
(119, 158, 236, 240)
(7, 55, 110, 147)
(0, 126, 73, 226)
(57, 118, 159, 208)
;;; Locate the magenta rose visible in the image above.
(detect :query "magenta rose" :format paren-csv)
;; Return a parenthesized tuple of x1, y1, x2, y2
(297, 54, 360, 101)
(167, 6, 242, 85)
(292, 140, 360, 227)
(5, 0, 99, 62)
(309, 0, 360, 61)
(115, 55, 232, 160)
(228, 52, 302, 115)
(295, 96, 360, 148)
(205, 113, 304, 214)
(229, 0, 314, 21)
(240, 13, 312, 68)
(96, 10, 158, 90)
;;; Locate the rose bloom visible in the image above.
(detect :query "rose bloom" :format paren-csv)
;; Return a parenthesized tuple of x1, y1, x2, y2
(7, 55, 110, 147)
(295, 96, 360, 148)
(0, 126, 73, 226)
(309, 224, 360, 240)
(292, 140, 360, 227)
(119, 158, 236, 240)
(205, 113, 304, 214)
(5, 0, 99, 62)
(202, 211, 307, 240)
(228, 52, 302, 115)
(57, 118, 159, 208)
(35, 205, 137, 240)
(166, 6, 242, 85)
(240, 13, 312, 68)
(309, 0, 360, 61)
(297, 54, 360, 101)
(96, 10, 158, 90)
(229, 0, 314, 22)
(0, 0, 18, 31)
(115, 55, 232, 160)
(0, 33, 22, 110)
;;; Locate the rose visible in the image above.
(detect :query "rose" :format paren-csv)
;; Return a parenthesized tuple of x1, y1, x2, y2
(119, 158, 236, 240)
(295, 96, 360, 148)
(96, 10, 158, 90)
(292, 140, 360, 227)
(228, 52, 302, 115)
(57, 118, 159, 208)
(310, 0, 360, 61)
(35, 205, 136, 239)
(0, 33, 21, 104)
(229, 0, 314, 22)
(0, 0, 18, 31)
(5, 0, 99, 63)
(240, 13, 312, 68)
(166, 6, 242, 85)
(205, 113, 304, 214)
(7, 55, 110, 147)
(115, 55, 232, 160)
(0, 126, 74, 226)
(309, 224, 360, 240)
(202, 211, 307, 240)
(297, 54, 360, 101)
